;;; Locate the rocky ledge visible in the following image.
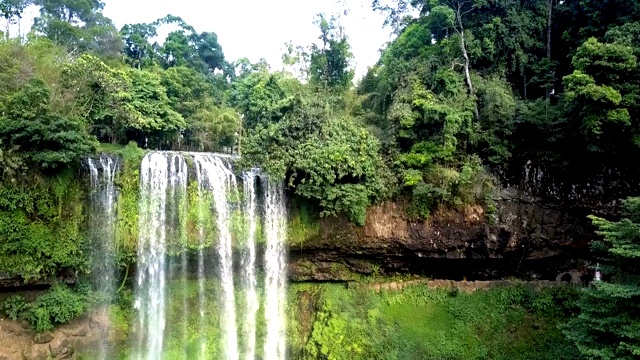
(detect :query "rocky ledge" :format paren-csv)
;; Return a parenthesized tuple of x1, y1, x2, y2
(288, 188, 593, 282)
(0, 307, 114, 360)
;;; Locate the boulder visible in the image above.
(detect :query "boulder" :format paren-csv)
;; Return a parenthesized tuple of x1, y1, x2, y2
(49, 336, 73, 359)
(21, 345, 49, 360)
(58, 322, 88, 337)
(32, 332, 54, 344)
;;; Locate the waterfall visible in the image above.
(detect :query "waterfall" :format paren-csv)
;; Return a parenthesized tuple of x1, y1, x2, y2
(263, 180, 288, 360)
(86, 154, 119, 360)
(192, 153, 239, 360)
(87, 155, 119, 298)
(129, 151, 287, 360)
(136, 152, 169, 360)
(242, 169, 259, 360)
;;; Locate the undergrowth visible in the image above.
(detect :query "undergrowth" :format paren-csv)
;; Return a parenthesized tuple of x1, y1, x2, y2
(1, 282, 91, 332)
(291, 283, 582, 360)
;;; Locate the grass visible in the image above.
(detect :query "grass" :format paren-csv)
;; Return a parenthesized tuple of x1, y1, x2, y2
(293, 283, 582, 360)
(98, 142, 127, 153)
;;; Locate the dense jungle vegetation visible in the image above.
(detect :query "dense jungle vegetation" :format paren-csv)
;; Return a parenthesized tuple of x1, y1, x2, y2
(2, 0, 640, 358)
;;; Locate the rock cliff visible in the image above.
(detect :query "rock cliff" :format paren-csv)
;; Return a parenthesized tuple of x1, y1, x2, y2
(288, 187, 593, 282)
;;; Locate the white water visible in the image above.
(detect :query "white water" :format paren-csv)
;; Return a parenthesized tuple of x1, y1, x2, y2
(87, 155, 119, 296)
(130, 151, 287, 360)
(192, 153, 239, 360)
(86, 154, 119, 360)
(168, 154, 189, 358)
(136, 153, 169, 360)
(193, 155, 208, 358)
(263, 180, 288, 360)
(242, 169, 259, 360)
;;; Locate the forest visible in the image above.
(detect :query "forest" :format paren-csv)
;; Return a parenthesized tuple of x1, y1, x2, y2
(1, 0, 640, 358)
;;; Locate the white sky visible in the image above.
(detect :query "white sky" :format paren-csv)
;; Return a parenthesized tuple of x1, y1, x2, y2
(11, 0, 399, 80)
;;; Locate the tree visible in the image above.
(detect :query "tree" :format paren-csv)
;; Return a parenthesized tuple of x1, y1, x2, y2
(242, 97, 389, 225)
(1, 0, 31, 38)
(189, 31, 224, 72)
(230, 69, 302, 129)
(124, 68, 185, 148)
(32, 0, 121, 57)
(564, 197, 640, 359)
(372, 0, 424, 35)
(0, 77, 97, 170)
(308, 13, 354, 90)
(120, 22, 160, 69)
(62, 53, 135, 143)
(426, 0, 479, 118)
(160, 65, 237, 151)
(562, 37, 635, 151)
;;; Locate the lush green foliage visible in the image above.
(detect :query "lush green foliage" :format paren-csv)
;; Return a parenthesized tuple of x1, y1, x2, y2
(1, 283, 90, 332)
(0, 170, 87, 280)
(242, 98, 390, 225)
(0, 39, 98, 172)
(564, 197, 640, 359)
(289, 283, 581, 360)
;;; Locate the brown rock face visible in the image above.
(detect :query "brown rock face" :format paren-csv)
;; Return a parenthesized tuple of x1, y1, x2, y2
(49, 336, 73, 359)
(0, 351, 21, 360)
(288, 188, 591, 281)
(32, 332, 53, 344)
(21, 344, 48, 360)
(0, 309, 116, 360)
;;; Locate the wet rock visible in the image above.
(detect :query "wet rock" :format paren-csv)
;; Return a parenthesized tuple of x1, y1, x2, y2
(68, 335, 101, 354)
(58, 322, 88, 337)
(21, 344, 49, 360)
(49, 336, 73, 359)
(32, 332, 53, 344)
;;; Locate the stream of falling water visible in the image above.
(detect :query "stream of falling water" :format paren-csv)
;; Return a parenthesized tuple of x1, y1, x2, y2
(263, 180, 288, 360)
(86, 154, 119, 360)
(192, 153, 239, 360)
(136, 152, 169, 360)
(129, 151, 287, 360)
(242, 169, 259, 360)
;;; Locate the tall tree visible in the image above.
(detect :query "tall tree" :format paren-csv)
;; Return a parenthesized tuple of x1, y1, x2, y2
(564, 197, 640, 359)
(308, 13, 354, 90)
(0, 0, 30, 37)
(32, 0, 121, 57)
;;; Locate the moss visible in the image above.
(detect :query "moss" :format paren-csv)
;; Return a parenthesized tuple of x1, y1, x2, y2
(0, 169, 88, 280)
(294, 283, 582, 360)
(287, 199, 320, 248)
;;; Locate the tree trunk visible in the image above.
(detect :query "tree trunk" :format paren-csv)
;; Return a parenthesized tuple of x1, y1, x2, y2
(546, 0, 553, 100)
(456, 5, 479, 119)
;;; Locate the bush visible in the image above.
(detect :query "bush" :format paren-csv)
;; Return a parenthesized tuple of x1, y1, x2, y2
(295, 283, 582, 360)
(406, 156, 496, 220)
(27, 284, 89, 332)
(1, 294, 29, 320)
(1, 284, 90, 332)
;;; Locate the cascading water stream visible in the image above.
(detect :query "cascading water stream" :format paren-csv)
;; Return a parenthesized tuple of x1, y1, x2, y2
(167, 154, 189, 358)
(242, 169, 259, 360)
(87, 155, 119, 297)
(192, 153, 240, 360)
(263, 180, 288, 360)
(136, 153, 169, 360)
(86, 154, 119, 360)
(129, 151, 287, 360)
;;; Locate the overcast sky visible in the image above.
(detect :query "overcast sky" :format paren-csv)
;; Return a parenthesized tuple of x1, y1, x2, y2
(12, 0, 398, 80)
